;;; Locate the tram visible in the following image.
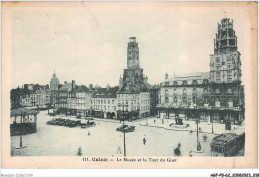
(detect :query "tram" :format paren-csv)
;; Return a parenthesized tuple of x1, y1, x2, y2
(211, 132, 245, 157)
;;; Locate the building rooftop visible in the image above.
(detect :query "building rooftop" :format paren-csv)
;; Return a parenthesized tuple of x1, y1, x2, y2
(117, 78, 150, 94)
(92, 86, 119, 98)
(167, 72, 210, 81)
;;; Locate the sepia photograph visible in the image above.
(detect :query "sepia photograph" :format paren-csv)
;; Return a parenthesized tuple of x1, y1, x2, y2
(1, 1, 258, 170)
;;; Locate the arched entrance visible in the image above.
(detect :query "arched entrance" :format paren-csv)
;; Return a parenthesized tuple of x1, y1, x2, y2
(107, 112, 111, 119)
(111, 112, 115, 119)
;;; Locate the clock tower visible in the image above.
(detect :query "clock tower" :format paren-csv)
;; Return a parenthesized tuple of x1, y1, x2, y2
(209, 17, 242, 83)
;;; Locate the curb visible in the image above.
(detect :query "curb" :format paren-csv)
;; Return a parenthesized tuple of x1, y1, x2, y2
(139, 124, 220, 135)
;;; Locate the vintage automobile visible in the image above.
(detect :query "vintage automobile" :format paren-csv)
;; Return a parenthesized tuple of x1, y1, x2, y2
(116, 125, 135, 133)
(81, 123, 87, 128)
(85, 121, 95, 127)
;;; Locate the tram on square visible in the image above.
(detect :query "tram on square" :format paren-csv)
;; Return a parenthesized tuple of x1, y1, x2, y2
(210, 131, 245, 157)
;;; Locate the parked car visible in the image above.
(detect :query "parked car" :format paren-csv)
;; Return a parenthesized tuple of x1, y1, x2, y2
(81, 123, 87, 128)
(116, 125, 135, 133)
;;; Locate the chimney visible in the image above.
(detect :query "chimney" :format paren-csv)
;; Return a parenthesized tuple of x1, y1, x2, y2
(119, 75, 123, 89)
(165, 73, 168, 80)
(72, 80, 76, 89)
(106, 83, 110, 91)
(89, 84, 93, 90)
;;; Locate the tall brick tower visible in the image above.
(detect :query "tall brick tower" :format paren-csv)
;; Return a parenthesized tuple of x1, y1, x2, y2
(210, 17, 242, 83)
(127, 37, 140, 69)
(118, 37, 149, 94)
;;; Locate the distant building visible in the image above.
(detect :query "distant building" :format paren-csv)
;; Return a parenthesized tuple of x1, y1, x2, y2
(67, 90, 77, 115)
(55, 80, 76, 110)
(157, 17, 244, 125)
(117, 37, 150, 120)
(75, 86, 88, 117)
(149, 84, 160, 116)
(92, 85, 119, 119)
(50, 71, 59, 91)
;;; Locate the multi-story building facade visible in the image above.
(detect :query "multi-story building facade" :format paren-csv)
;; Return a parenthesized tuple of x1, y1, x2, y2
(55, 80, 76, 110)
(91, 85, 118, 118)
(117, 37, 150, 120)
(76, 87, 88, 116)
(157, 17, 244, 125)
(150, 85, 160, 116)
(20, 94, 32, 107)
(67, 90, 76, 115)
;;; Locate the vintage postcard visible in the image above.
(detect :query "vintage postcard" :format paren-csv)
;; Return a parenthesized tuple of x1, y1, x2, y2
(1, 1, 258, 169)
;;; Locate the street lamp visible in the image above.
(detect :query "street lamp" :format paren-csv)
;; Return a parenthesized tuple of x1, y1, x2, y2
(195, 109, 201, 152)
(211, 112, 214, 134)
(121, 105, 126, 157)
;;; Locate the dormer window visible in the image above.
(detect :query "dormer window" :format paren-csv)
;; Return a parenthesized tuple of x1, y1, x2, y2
(173, 81, 178, 86)
(192, 80, 198, 85)
(165, 89, 168, 96)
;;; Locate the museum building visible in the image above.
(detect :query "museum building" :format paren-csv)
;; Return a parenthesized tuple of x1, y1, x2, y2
(157, 17, 245, 125)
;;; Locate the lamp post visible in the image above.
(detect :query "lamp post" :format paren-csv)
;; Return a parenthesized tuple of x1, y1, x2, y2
(195, 109, 201, 152)
(121, 105, 126, 157)
(211, 112, 214, 134)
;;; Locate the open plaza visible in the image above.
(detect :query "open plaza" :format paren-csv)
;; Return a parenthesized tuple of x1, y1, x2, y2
(11, 110, 244, 157)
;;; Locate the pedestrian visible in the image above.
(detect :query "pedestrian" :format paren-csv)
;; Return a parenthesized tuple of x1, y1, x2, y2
(162, 119, 164, 124)
(199, 127, 201, 133)
(154, 120, 156, 124)
(88, 131, 90, 136)
(189, 150, 193, 157)
(143, 137, 146, 145)
(190, 130, 193, 135)
(117, 145, 121, 154)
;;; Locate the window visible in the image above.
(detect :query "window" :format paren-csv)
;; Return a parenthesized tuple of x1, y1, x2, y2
(216, 72, 221, 83)
(215, 88, 220, 93)
(165, 97, 169, 103)
(192, 80, 198, 85)
(193, 96, 197, 104)
(193, 88, 197, 93)
(174, 97, 178, 104)
(165, 89, 168, 95)
(204, 97, 208, 104)
(182, 97, 187, 105)
(183, 88, 187, 94)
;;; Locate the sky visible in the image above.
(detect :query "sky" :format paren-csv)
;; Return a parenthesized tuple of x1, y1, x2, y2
(8, 2, 252, 89)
